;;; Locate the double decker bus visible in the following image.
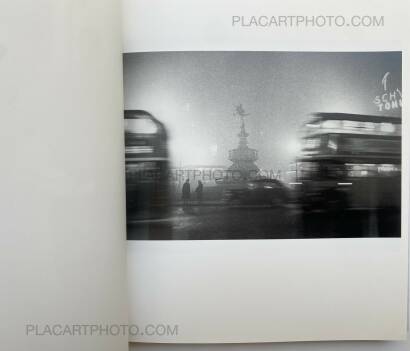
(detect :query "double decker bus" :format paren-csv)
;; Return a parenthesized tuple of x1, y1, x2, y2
(124, 110, 170, 221)
(293, 112, 401, 211)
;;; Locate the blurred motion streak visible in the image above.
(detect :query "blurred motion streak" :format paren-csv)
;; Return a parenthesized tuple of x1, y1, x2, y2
(124, 110, 170, 222)
(290, 112, 401, 212)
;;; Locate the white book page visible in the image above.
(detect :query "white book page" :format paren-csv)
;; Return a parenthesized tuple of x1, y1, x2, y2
(0, 1, 128, 350)
(123, 0, 409, 344)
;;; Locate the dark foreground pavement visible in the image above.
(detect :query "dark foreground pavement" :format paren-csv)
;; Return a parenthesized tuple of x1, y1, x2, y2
(126, 204, 400, 240)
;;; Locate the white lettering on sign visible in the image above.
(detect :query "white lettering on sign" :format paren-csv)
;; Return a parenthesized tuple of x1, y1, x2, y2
(373, 72, 402, 112)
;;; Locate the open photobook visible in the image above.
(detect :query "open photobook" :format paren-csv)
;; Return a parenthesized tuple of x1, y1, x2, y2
(123, 0, 408, 343)
(1, 0, 408, 349)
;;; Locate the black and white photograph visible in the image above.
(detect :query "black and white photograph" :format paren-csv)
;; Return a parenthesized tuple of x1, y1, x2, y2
(123, 51, 402, 240)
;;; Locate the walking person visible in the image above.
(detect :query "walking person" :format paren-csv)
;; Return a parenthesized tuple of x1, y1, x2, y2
(195, 180, 203, 204)
(182, 179, 191, 208)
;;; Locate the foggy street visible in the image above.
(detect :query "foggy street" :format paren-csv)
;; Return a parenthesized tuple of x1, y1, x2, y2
(124, 52, 402, 241)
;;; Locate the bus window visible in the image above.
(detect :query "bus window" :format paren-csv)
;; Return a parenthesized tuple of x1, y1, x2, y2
(341, 137, 400, 155)
(125, 118, 158, 134)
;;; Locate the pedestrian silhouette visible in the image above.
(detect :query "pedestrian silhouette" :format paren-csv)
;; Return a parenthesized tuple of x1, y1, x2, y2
(182, 179, 191, 207)
(195, 180, 203, 204)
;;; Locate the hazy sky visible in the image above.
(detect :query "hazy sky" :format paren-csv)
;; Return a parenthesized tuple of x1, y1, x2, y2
(123, 51, 401, 170)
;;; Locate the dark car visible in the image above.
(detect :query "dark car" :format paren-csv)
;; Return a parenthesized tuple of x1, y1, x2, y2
(223, 178, 289, 207)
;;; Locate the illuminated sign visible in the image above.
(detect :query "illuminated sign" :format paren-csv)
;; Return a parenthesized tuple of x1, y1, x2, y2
(373, 72, 402, 112)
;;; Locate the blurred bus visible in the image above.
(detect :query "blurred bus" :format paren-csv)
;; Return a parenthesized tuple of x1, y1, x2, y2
(293, 112, 401, 211)
(124, 110, 170, 220)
